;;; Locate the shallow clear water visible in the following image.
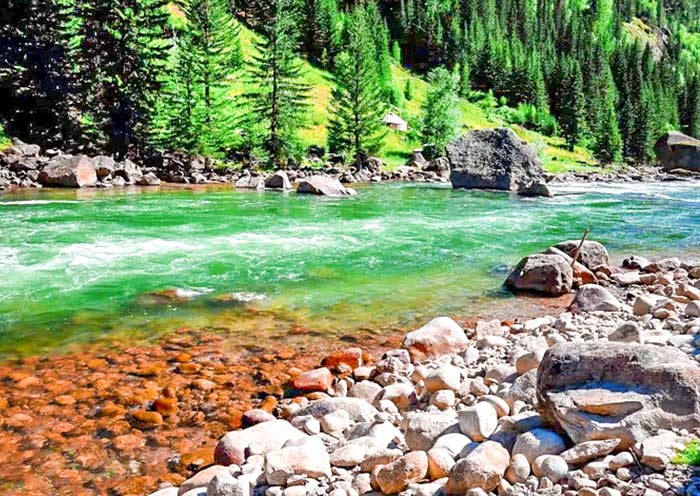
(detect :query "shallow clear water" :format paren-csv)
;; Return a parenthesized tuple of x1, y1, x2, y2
(1, 181, 699, 357)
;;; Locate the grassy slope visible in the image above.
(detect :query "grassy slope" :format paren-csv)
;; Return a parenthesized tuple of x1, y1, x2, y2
(236, 23, 599, 173)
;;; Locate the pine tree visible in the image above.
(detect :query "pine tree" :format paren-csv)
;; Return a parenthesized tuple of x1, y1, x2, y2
(301, 0, 340, 68)
(75, 0, 171, 158)
(592, 66, 622, 164)
(327, 7, 386, 165)
(156, 0, 241, 155)
(558, 58, 587, 151)
(420, 67, 461, 154)
(244, 0, 310, 165)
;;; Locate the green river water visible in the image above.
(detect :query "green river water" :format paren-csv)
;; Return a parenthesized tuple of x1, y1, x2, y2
(1, 181, 698, 357)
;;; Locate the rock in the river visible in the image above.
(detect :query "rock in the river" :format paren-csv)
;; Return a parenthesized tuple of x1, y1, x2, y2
(235, 175, 266, 190)
(537, 342, 700, 448)
(559, 439, 621, 465)
(297, 176, 356, 197)
(569, 284, 624, 313)
(265, 171, 292, 190)
(38, 155, 97, 188)
(505, 254, 574, 296)
(553, 240, 610, 270)
(445, 441, 510, 494)
(214, 419, 306, 466)
(447, 128, 550, 197)
(654, 131, 700, 172)
(402, 317, 469, 363)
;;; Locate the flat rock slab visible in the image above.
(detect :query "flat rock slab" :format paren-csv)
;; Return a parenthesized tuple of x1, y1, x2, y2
(537, 342, 700, 448)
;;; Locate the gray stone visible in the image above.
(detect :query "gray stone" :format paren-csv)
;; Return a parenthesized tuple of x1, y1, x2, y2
(265, 171, 292, 190)
(447, 128, 549, 197)
(297, 176, 356, 197)
(569, 284, 623, 313)
(511, 429, 566, 465)
(537, 342, 700, 448)
(654, 131, 700, 172)
(38, 155, 97, 188)
(505, 254, 574, 296)
(265, 437, 331, 486)
(403, 411, 460, 451)
(291, 397, 378, 423)
(553, 240, 610, 270)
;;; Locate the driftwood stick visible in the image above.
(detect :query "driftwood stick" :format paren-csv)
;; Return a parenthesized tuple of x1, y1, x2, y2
(571, 228, 590, 268)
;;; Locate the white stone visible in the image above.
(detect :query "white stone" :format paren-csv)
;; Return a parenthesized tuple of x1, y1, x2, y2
(427, 448, 455, 480)
(504, 453, 530, 484)
(512, 428, 566, 465)
(424, 365, 462, 393)
(265, 437, 331, 486)
(320, 409, 351, 435)
(430, 389, 456, 410)
(458, 402, 498, 442)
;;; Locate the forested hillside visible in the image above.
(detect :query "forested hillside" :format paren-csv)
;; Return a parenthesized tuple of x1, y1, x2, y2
(1, 0, 699, 168)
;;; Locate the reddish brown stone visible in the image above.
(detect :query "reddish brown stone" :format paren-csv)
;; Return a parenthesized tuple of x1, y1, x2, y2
(129, 410, 164, 430)
(321, 347, 363, 369)
(289, 367, 333, 392)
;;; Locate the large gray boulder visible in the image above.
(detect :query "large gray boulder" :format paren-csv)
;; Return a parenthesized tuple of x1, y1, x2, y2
(537, 342, 700, 448)
(505, 254, 574, 296)
(297, 175, 357, 197)
(447, 128, 551, 197)
(553, 240, 610, 270)
(654, 131, 700, 172)
(38, 155, 97, 188)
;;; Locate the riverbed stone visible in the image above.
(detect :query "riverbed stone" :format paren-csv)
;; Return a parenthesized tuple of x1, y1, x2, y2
(553, 240, 610, 270)
(214, 420, 306, 466)
(505, 254, 574, 296)
(179, 466, 232, 495)
(290, 367, 333, 392)
(264, 437, 331, 485)
(206, 472, 250, 496)
(560, 439, 621, 465)
(537, 342, 700, 448)
(403, 411, 460, 451)
(265, 171, 292, 190)
(446, 128, 549, 197)
(424, 364, 461, 393)
(511, 428, 566, 465)
(291, 398, 378, 423)
(445, 441, 510, 494)
(458, 402, 498, 441)
(569, 284, 624, 313)
(402, 317, 469, 363)
(538, 455, 569, 483)
(427, 448, 455, 480)
(504, 453, 530, 484)
(373, 451, 428, 494)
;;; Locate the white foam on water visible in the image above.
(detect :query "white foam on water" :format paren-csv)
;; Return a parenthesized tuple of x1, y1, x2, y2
(228, 291, 266, 302)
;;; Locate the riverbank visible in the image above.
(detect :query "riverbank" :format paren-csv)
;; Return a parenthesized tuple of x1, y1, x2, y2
(139, 245, 700, 496)
(2, 245, 700, 495)
(0, 298, 575, 496)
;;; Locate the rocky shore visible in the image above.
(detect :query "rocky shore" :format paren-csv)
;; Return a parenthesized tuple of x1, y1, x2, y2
(3, 133, 699, 195)
(138, 241, 700, 496)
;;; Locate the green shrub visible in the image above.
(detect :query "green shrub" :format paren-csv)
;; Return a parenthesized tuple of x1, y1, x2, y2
(674, 440, 700, 466)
